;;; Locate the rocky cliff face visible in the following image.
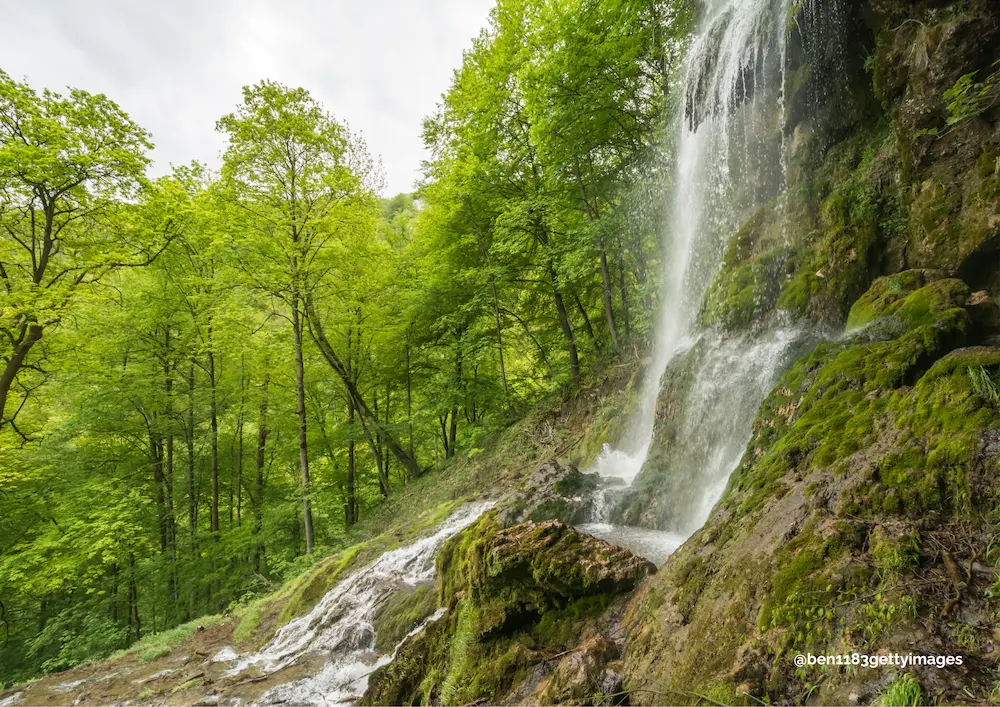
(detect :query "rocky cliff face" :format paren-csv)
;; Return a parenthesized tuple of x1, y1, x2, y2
(623, 273, 1000, 704)
(618, 1, 1000, 704)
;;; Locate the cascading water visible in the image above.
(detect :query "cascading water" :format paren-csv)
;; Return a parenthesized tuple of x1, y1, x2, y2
(583, 0, 818, 556)
(226, 502, 492, 705)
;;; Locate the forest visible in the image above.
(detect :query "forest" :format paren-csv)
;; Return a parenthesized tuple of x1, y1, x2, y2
(7, 0, 1000, 702)
(0, 0, 692, 683)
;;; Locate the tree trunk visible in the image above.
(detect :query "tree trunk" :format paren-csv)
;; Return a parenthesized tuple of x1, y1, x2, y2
(573, 159, 618, 348)
(186, 361, 197, 552)
(345, 325, 358, 526)
(372, 391, 390, 497)
(448, 339, 461, 458)
(346, 395, 357, 526)
(384, 384, 392, 486)
(234, 353, 246, 527)
(466, 196, 509, 406)
(291, 297, 314, 554)
(548, 264, 580, 378)
(406, 333, 414, 472)
(0, 323, 43, 429)
(598, 246, 620, 347)
(207, 325, 219, 538)
(254, 372, 270, 573)
(150, 427, 168, 552)
(573, 292, 601, 353)
(163, 330, 176, 554)
(439, 413, 451, 459)
(615, 232, 632, 339)
(129, 556, 141, 642)
(304, 298, 422, 478)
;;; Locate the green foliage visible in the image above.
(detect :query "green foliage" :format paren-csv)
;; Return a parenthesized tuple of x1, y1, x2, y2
(0, 0, 695, 687)
(876, 673, 922, 707)
(944, 61, 1000, 127)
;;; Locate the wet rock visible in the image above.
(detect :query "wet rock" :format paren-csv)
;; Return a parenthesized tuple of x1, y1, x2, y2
(621, 276, 1000, 704)
(531, 635, 623, 706)
(363, 516, 654, 706)
(439, 517, 656, 614)
(496, 460, 599, 527)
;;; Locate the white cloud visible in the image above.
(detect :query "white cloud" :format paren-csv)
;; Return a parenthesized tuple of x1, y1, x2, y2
(0, 0, 494, 195)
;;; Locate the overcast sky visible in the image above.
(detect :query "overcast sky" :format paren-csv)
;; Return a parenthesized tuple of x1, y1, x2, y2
(0, 0, 495, 195)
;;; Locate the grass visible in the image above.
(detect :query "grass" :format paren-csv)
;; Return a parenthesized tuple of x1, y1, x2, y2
(876, 673, 922, 706)
(106, 615, 224, 664)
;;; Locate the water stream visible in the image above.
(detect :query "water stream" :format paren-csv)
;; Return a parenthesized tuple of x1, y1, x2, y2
(228, 502, 493, 705)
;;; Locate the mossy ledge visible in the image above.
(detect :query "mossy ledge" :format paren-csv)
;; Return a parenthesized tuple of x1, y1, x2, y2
(622, 274, 1000, 705)
(361, 514, 655, 706)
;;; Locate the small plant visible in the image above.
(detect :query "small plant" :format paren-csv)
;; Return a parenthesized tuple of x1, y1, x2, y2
(858, 594, 916, 645)
(950, 622, 978, 650)
(945, 61, 1000, 127)
(876, 673, 922, 707)
(872, 535, 920, 581)
(988, 666, 1000, 704)
(968, 366, 1000, 407)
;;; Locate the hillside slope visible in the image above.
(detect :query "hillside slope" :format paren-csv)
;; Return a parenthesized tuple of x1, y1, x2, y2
(0, 360, 645, 706)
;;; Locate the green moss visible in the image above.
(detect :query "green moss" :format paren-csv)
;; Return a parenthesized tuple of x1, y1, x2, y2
(277, 543, 365, 627)
(847, 275, 966, 330)
(171, 677, 205, 694)
(435, 603, 536, 706)
(532, 594, 613, 649)
(703, 680, 751, 707)
(669, 555, 712, 619)
(727, 279, 975, 516)
(373, 584, 437, 653)
(700, 207, 794, 331)
(232, 598, 265, 645)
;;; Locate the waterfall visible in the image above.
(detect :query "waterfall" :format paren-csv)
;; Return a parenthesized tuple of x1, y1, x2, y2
(585, 0, 815, 547)
(226, 502, 492, 705)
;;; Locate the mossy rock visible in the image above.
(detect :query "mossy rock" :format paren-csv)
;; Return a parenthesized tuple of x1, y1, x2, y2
(622, 275, 1000, 705)
(364, 516, 654, 705)
(699, 206, 795, 331)
(845, 269, 952, 329)
(372, 583, 437, 654)
(439, 514, 655, 614)
(496, 460, 598, 527)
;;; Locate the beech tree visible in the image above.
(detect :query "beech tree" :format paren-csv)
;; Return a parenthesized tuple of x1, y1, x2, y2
(0, 70, 161, 431)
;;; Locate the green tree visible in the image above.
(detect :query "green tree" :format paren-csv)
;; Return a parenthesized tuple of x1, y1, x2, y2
(0, 70, 162, 431)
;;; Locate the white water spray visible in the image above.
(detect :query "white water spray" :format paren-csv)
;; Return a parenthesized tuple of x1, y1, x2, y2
(585, 0, 808, 551)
